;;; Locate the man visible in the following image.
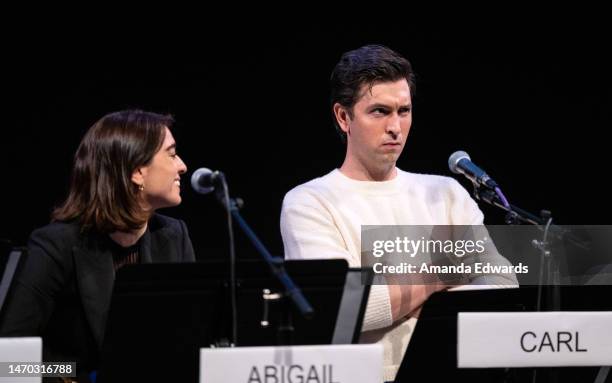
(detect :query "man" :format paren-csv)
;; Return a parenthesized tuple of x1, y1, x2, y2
(280, 45, 516, 381)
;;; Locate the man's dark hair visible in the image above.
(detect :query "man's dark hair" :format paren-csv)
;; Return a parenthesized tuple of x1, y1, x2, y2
(53, 110, 173, 233)
(330, 44, 416, 141)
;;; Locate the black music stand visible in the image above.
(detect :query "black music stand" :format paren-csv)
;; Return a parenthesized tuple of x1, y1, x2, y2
(97, 259, 369, 383)
(394, 286, 612, 383)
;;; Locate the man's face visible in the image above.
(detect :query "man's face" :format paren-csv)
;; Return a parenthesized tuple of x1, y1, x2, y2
(340, 79, 412, 174)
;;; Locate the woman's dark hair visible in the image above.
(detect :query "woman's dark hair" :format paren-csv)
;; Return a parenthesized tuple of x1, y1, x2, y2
(53, 110, 174, 233)
(330, 44, 416, 141)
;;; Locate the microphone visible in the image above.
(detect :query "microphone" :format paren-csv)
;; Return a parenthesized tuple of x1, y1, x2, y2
(448, 151, 498, 189)
(191, 167, 224, 194)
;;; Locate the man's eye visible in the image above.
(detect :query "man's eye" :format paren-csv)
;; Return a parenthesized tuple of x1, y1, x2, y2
(399, 107, 412, 115)
(372, 108, 387, 115)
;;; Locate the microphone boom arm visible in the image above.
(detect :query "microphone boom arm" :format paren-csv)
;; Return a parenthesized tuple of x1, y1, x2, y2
(227, 200, 315, 318)
(474, 186, 589, 250)
(213, 175, 315, 319)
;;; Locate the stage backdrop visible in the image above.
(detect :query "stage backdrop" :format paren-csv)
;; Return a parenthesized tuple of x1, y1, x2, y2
(2, 22, 610, 261)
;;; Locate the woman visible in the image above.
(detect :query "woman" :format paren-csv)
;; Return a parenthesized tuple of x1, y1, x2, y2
(0, 110, 195, 381)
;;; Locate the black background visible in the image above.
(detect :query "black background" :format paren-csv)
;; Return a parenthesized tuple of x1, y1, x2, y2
(2, 18, 610, 261)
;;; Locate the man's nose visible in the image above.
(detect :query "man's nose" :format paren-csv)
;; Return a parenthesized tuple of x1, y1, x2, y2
(386, 115, 401, 136)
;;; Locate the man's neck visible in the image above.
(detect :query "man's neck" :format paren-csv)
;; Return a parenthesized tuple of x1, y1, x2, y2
(339, 159, 397, 182)
(109, 223, 148, 248)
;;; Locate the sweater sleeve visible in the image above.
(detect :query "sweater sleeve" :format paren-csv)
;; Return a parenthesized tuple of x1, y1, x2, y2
(447, 178, 484, 226)
(447, 179, 519, 286)
(280, 188, 394, 331)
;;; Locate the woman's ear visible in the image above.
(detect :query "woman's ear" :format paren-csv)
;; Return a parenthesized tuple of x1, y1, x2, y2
(131, 167, 147, 188)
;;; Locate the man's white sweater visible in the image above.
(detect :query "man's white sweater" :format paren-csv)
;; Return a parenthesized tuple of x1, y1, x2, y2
(281, 168, 515, 381)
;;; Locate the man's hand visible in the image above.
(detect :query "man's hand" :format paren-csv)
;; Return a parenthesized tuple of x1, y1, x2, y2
(388, 281, 448, 321)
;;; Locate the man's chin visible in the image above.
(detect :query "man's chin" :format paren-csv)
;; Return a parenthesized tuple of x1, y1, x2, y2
(378, 153, 401, 164)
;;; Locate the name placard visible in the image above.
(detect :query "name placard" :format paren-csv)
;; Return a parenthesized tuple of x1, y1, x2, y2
(0, 337, 42, 383)
(200, 344, 383, 383)
(458, 312, 612, 367)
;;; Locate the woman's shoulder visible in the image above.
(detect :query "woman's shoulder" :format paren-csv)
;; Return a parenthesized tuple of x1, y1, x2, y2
(30, 220, 82, 243)
(27, 220, 84, 263)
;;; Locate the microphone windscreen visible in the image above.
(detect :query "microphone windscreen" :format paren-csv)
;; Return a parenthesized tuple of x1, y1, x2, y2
(191, 167, 215, 194)
(448, 150, 470, 174)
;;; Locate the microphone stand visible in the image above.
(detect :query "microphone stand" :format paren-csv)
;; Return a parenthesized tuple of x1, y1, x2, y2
(214, 173, 314, 346)
(474, 187, 564, 310)
(473, 187, 564, 383)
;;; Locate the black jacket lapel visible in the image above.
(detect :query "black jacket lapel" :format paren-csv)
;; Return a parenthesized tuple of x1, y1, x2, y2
(71, 218, 175, 348)
(146, 224, 173, 263)
(139, 227, 153, 264)
(72, 237, 114, 348)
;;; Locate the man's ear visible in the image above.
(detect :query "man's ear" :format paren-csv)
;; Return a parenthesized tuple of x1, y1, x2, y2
(131, 167, 147, 188)
(333, 103, 351, 135)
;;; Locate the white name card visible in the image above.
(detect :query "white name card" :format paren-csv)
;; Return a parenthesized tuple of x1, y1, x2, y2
(458, 311, 612, 367)
(0, 337, 42, 383)
(200, 344, 383, 383)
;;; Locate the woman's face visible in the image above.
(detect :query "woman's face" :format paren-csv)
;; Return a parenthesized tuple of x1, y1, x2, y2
(135, 127, 187, 210)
